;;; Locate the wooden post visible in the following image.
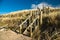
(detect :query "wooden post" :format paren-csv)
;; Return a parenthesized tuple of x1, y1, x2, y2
(19, 25, 22, 34)
(40, 11, 43, 25)
(29, 11, 32, 24)
(37, 7, 43, 40)
(30, 27, 33, 37)
(48, 6, 50, 14)
(19, 25, 23, 34)
(38, 34, 40, 40)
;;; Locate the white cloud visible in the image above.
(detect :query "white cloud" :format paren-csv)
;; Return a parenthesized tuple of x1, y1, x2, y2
(31, 4, 37, 9)
(31, 2, 60, 9)
(31, 2, 50, 9)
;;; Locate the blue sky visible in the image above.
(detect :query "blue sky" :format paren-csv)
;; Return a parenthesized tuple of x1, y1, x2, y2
(0, 0, 60, 14)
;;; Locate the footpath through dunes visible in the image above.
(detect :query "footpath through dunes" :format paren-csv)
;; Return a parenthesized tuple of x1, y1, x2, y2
(0, 30, 32, 40)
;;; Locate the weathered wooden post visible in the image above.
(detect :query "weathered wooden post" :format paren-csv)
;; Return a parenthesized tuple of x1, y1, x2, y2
(30, 26, 33, 37)
(48, 6, 49, 14)
(40, 11, 43, 25)
(19, 19, 23, 34)
(38, 8, 41, 40)
(30, 11, 33, 38)
(46, 6, 50, 14)
(37, 7, 43, 40)
(30, 11, 32, 23)
(19, 25, 22, 34)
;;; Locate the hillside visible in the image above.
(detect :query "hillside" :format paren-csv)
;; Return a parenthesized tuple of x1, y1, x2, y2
(0, 9, 37, 27)
(0, 7, 60, 40)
